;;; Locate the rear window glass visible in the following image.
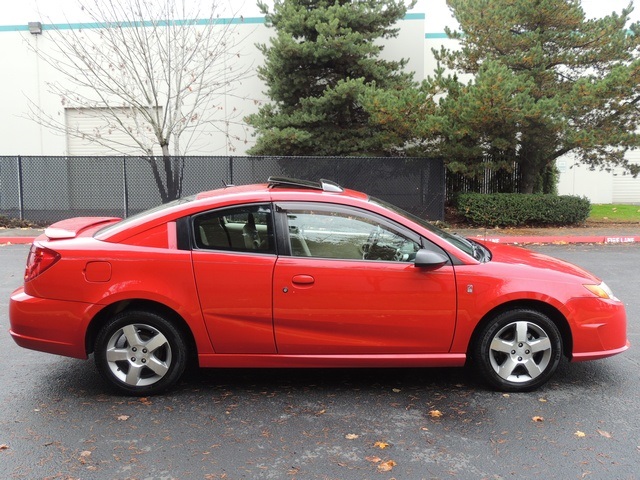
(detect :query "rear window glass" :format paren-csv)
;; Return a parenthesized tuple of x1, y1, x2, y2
(96, 196, 195, 237)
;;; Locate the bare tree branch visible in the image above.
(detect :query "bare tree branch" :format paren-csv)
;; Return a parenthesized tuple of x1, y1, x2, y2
(25, 0, 257, 201)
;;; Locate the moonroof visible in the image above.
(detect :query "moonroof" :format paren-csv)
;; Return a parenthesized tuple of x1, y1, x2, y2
(267, 176, 344, 193)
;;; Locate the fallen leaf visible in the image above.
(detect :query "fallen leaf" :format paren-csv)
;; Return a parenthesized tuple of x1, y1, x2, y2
(597, 429, 612, 439)
(117, 415, 130, 421)
(80, 451, 92, 457)
(139, 397, 152, 406)
(374, 441, 390, 449)
(502, 394, 510, 398)
(532, 416, 544, 422)
(366, 456, 381, 463)
(575, 431, 586, 438)
(429, 410, 443, 418)
(377, 460, 397, 472)
(345, 433, 359, 440)
(315, 409, 326, 416)
(538, 398, 547, 403)
(0, 444, 8, 451)
(392, 388, 401, 393)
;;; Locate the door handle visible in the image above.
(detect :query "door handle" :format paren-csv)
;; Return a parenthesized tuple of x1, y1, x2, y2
(292, 274, 315, 285)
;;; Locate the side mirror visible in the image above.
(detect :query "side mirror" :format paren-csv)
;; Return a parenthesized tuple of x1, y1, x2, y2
(414, 249, 449, 269)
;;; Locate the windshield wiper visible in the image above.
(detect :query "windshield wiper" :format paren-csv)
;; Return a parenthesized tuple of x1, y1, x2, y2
(469, 238, 488, 262)
(453, 233, 481, 259)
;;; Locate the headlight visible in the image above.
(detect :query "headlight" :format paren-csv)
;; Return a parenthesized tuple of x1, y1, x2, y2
(584, 282, 619, 301)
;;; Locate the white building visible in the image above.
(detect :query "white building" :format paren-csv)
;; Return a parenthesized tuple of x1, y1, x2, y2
(1, 3, 638, 203)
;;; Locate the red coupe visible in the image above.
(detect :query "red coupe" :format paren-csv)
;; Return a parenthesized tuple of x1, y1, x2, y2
(9, 177, 629, 395)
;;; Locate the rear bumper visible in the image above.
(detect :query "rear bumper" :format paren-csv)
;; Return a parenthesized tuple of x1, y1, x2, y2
(9, 287, 92, 359)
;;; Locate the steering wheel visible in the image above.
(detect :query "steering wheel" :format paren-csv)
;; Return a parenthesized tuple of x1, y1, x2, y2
(393, 248, 406, 262)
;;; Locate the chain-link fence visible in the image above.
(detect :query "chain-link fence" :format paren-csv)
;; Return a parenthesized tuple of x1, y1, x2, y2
(0, 156, 445, 224)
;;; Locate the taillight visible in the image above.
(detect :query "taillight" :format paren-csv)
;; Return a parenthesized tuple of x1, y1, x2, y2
(24, 244, 61, 282)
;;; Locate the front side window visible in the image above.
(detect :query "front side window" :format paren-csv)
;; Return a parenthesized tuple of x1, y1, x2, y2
(283, 207, 420, 262)
(369, 196, 486, 260)
(193, 204, 275, 253)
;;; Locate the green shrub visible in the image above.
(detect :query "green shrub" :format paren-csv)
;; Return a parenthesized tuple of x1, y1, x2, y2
(455, 193, 590, 227)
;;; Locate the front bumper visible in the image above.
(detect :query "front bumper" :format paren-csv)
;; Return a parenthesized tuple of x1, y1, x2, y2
(566, 296, 629, 362)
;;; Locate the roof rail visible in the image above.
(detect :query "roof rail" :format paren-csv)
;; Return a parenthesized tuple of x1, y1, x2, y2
(267, 176, 344, 193)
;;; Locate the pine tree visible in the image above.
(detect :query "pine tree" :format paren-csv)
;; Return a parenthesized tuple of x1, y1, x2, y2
(246, 0, 415, 156)
(364, 0, 640, 193)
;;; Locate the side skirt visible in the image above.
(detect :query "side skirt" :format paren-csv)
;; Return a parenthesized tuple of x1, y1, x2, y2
(197, 353, 467, 369)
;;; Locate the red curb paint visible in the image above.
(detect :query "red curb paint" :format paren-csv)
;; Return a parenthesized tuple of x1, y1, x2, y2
(1, 235, 639, 246)
(470, 235, 640, 245)
(0, 237, 36, 245)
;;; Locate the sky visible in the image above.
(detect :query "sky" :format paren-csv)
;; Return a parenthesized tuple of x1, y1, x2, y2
(1, 0, 639, 28)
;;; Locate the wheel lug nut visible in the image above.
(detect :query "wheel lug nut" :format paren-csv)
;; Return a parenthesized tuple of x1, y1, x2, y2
(142, 348, 148, 354)
(518, 343, 523, 348)
(132, 347, 137, 352)
(518, 357, 523, 361)
(141, 358, 146, 363)
(131, 357, 136, 362)
(511, 350, 516, 354)
(525, 350, 530, 354)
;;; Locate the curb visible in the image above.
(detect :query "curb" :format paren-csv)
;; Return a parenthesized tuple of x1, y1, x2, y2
(2, 235, 640, 247)
(469, 234, 640, 245)
(0, 237, 36, 245)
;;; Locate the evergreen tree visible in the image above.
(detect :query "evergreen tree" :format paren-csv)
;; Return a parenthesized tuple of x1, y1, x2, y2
(364, 0, 640, 193)
(246, 0, 415, 156)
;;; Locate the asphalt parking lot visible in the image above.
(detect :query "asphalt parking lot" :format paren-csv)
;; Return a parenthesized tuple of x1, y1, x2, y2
(1, 243, 638, 480)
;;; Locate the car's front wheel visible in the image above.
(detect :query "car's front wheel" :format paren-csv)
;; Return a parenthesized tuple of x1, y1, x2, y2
(473, 309, 563, 392)
(94, 310, 188, 395)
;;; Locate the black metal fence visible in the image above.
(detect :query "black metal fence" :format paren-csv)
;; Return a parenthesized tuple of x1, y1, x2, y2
(446, 163, 521, 198)
(0, 156, 445, 224)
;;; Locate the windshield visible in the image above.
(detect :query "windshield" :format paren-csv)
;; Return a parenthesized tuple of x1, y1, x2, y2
(96, 195, 195, 236)
(369, 197, 484, 259)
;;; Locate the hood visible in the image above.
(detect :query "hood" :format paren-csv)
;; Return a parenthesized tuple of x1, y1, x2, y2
(478, 240, 601, 283)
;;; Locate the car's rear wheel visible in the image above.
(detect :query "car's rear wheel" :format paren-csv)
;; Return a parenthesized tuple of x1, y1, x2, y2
(473, 309, 562, 392)
(94, 310, 188, 395)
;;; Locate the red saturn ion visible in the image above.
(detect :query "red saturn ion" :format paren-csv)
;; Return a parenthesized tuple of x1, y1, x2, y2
(9, 177, 629, 395)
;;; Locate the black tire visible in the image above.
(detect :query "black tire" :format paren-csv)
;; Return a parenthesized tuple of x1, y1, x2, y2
(472, 309, 562, 392)
(94, 310, 188, 396)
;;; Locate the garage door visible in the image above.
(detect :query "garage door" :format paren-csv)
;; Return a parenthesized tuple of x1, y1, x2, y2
(65, 107, 161, 156)
(612, 152, 640, 203)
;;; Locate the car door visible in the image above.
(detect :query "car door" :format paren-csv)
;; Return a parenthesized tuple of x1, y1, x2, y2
(272, 203, 457, 354)
(191, 204, 277, 354)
